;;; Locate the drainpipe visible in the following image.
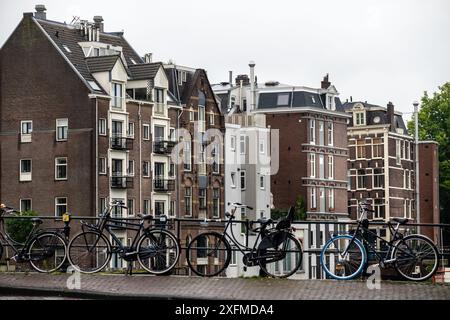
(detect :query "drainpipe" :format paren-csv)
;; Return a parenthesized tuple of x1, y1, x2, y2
(177, 106, 184, 218)
(413, 101, 420, 233)
(95, 98, 99, 216)
(139, 102, 142, 214)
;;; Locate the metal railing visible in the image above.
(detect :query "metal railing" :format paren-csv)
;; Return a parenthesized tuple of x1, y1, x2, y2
(110, 135, 133, 150)
(153, 179, 175, 192)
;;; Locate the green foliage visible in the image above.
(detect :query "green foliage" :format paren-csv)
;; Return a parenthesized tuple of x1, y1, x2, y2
(407, 82, 450, 242)
(5, 210, 38, 244)
(271, 195, 307, 221)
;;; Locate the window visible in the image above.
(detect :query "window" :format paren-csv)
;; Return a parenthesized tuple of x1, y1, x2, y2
(230, 136, 236, 151)
(21, 120, 32, 143)
(356, 139, 366, 159)
(143, 124, 150, 140)
(98, 118, 106, 135)
(372, 138, 383, 158)
(128, 122, 135, 138)
(319, 188, 325, 212)
(155, 201, 165, 217)
(355, 112, 365, 126)
(127, 199, 134, 216)
(259, 139, 265, 154)
(199, 189, 207, 210)
(55, 197, 67, 217)
(56, 118, 68, 141)
(404, 170, 411, 189)
(396, 140, 401, 165)
(401, 141, 405, 159)
(319, 155, 324, 179)
(155, 88, 164, 103)
(310, 154, 316, 178)
(240, 135, 246, 154)
(357, 169, 366, 189)
(20, 159, 32, 181)
(328, 155, 334, 179)
(99, 157, 106, 174)
(231, 172, 236, 188)
(373, 199, 385, 219)
(20, 199, 32, 212)
(260, 176, 265, 189)
(143, 161, 150, 177)
(328, 189, 334, 210)
(55, 157, 67, 180)
(328, 95, 334, 110)
(213, 188, 220, 218)
(189, 109, 194, 122)
(405, 141, 410, 160)
(327, 122, 333, 146)
(318, 121, 324, 145)
(209, 114, 215, 126)
(212, 145, 220, 174)
(276, 93, 290, 106)
(169, 163, 175, 177)
(184, 141, 192, 171)
(309, 119, 315, 144)
(128, 160, 135, 176)
(112, 82, 123, 108)
(143, 200, 150, 215)
(185, 187, 192, 216)
(373, 168, 384, 189)
(310, 188, 317, 209)
(169, 201, 176, 217)
(240, 170, 246, 190)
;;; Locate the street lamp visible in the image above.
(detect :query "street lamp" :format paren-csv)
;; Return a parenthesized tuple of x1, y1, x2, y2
(413, 101, 420, 234)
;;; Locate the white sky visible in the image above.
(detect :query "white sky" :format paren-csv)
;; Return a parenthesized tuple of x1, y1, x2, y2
(1, 0, 449, 120)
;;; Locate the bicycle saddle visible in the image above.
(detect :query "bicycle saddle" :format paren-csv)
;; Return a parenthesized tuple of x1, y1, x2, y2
(137, 213, 152, 220)
(257, 217, 273, 226)
(31, 218, 43, 225)
(390, 217, 409, 225)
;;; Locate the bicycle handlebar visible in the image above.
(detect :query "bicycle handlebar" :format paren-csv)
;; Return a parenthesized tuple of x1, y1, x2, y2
(227, 202, 253, 210)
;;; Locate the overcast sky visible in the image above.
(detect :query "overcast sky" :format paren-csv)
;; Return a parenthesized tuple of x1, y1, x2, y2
(1, 0, 449, 120)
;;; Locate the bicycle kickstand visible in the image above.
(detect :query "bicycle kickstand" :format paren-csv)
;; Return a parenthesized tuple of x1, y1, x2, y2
(126, 263, 133, 276)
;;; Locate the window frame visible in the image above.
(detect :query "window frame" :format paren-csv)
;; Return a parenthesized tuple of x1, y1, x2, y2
(20, 198, 32, 212)
(19, 159, 32, 182)
(240, 170, 246, 190)
(55, 197, 67, 217)
(98, 118, 107, 136)
(55, 157, 68, 181)
(143, 124, 150, 141)
(99, 157, 107, 175)
(56, 118, 68, 142)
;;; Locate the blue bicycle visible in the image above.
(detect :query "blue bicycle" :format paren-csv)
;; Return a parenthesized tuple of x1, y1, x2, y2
(320, 201, 439, 281)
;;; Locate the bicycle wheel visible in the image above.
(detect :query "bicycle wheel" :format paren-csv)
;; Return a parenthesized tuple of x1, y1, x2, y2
(137, 229, 180, 275)
(68, 231, 111, 273)
(257, 232, 303, 278)
(28, 232, 67, 273)
(320, 235, 366, 280)
(186, 232, 231, 277)
(393, 234, 439, 281)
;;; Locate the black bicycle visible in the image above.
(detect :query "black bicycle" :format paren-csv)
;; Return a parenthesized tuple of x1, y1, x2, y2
(67, 200, 180, 274)
(0, 204, 70, 273)
(186, 203, 303, 278)
(320, 201, 439, 281)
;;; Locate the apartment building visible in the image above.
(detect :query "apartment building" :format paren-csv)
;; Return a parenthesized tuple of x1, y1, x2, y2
(0, 7, 177, 265)
(344, 101, 416, 240)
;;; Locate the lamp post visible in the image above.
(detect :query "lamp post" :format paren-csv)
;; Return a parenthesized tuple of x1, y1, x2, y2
(413, 101, 420, 234)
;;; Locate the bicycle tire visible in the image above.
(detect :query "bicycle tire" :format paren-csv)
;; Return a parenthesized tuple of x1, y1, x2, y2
(320, 234, 367, 280)
(257, 232, 303, 278)
(68, 231, 111, 274)
(393, 234, 439, 281)
(186, 232, 231, 277)
(28, 232, 67, 273)
(137, 229, 180, 275)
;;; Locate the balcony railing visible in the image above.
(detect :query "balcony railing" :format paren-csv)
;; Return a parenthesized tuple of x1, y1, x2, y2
(154, 103, 167, 117)
(110, 136, 133, 150)
(153, 178, 175, 192)
(111, 175, 134, 189)
(153, 140, 177, 154)
(111, 96, 124, 109)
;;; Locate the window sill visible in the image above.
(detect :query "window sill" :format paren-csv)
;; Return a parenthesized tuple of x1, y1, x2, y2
(55, 178, 68, 181)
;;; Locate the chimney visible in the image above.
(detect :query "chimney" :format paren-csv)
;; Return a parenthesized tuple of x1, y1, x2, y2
(93, 16, 104, 33)
(228, 71, 233, 87)
(235, 74, 250, 86)
(350, 96, 353, 102)
(144, 53, 153, 63)
(249, 61, 256, 112)
(387, 101, 395, 131)
(34, 4, 47, 20)
(321, 73, 331, 89)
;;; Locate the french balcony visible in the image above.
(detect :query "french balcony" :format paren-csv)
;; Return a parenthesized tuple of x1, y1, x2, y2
(154, 103, 167, 117)
(153, 178, 175, 192)
(153, 140, 177, 154)
(110, 135, 133, 150)
(111, 175, 134, 189)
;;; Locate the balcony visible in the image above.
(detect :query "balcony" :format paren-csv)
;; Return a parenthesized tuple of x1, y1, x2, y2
(153, 179, 175, 192)
(111, 175, 134, 189)
(110, 136, 133, 150)
(153, 140, 176, 154)
(154, 103, 167, 117)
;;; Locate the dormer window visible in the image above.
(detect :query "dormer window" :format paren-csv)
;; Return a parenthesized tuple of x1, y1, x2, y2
(111, 82, 124, 109)
(355, 112, 366, 126)
(277, 93, 290, 106)
(327, 95, 335, 110)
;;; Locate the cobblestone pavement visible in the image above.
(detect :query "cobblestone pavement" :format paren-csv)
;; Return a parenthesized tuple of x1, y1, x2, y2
(0, 273, 449, 300)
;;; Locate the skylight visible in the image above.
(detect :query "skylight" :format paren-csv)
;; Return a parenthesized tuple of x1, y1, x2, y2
(62, 45, 72, 53)
(88, 81, 101, 91)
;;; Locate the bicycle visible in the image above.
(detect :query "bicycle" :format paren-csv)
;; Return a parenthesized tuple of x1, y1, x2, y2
(320, 201, 439, 281)
(67, 200, 180, 274)
(0, 204, 70, 273)
(186, 203, 303, 278)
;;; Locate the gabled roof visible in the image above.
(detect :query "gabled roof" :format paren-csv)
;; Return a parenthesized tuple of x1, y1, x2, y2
(85, 54, 120, 73)
(128, 62, 162, 80)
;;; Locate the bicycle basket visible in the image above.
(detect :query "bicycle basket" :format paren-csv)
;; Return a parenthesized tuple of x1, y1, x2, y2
(259, 229, 288, 250)
(275, 206, 295, 230)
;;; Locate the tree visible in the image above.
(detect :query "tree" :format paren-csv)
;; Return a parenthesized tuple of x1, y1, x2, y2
(407, 82, 450, 244)
(270, 195, 307, 221)
(5, 210, 38, 243)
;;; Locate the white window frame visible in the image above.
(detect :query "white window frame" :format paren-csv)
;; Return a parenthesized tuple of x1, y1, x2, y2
(98, 118, 107, 136)
(319, 154, 325, 179)
(184, 187, 192, 217)
(310, 188, 317, 209)
(128, 160, 135, 176)
(128, 122, 135, 138)
(99, 157, 107, 175)
(56, 118, 68, 142)
(213, 188, 220, 218)
(143, 200, 150, 215)
(328, 189, 335, 210)
(20, 199, 32, 212)
(55, 157, 68, 181)
(328, 155, 334, 180)
(143, 161, 150, 178)
(19, 159, 32, 182)
(327, 122, 333, 146)
(310, 153, 316, 178)
(396, 140, 401, 165)
(209, 113, 215, 126)
(169, 200, 176, 218)
(309, 119, 316, 144)
(184, 141, 192, 171)
(55, 197, 67, 217)
(318, 121, 324, 146)
(20, 120, 33, 143)
(354, 111, 366, 126)
(189, 109, 194, 122)
(127, 198, 135, 216)
(111, 82, 124, 109)
(143, 124, 150, 141)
